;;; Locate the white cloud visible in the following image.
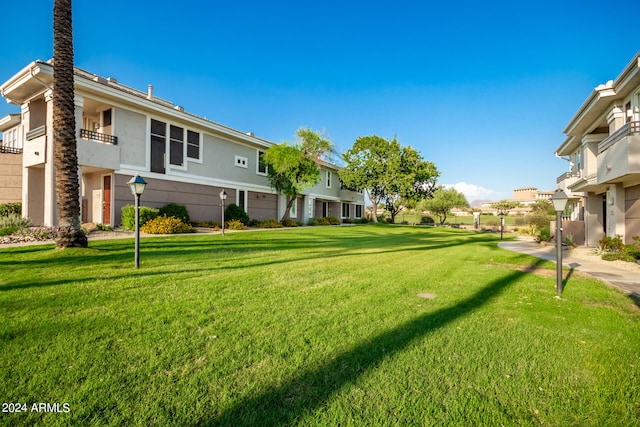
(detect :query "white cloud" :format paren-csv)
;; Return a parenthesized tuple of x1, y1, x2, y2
(443, 182, 499, 201)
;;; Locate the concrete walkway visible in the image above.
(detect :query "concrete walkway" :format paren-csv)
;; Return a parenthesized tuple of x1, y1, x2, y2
(499, 240, 640, 296)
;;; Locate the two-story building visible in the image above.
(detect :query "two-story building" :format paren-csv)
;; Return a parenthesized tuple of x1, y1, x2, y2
(0, 60, 364, 226)
(555, 52, 640, 245)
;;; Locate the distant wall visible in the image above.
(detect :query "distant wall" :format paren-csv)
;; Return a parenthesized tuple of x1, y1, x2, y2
(0, 153, 22, 204)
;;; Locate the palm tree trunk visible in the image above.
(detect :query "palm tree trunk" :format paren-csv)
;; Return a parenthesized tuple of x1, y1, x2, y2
(53, 0, 87, 248)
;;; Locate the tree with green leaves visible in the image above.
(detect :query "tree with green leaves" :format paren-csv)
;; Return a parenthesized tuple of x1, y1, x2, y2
(491, 200, 521, 213)
(339, 135, 439, 223)
(419, 186, 469, 225)
(384, 145, 439, 223)
(53, 0, 87, 248)
(263, 128, 334, 222)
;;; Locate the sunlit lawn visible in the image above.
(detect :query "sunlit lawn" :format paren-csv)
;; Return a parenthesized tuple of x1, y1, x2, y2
(1, 225, 639, 426)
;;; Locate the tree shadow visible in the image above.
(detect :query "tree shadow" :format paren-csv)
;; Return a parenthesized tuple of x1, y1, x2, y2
(203, 258, 547, 426)
(1, 228, 498, 292)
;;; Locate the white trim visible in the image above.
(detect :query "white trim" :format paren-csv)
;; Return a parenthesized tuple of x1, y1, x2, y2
(256, 149, 267, 176)
(116, 167, 275, 194)
(235, 155, 248, 168)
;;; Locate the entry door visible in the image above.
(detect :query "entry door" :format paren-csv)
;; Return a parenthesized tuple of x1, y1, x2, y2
(103, 175, 111, 225)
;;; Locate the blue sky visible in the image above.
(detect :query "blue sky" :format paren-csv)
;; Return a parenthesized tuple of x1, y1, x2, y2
(1, 0, 639, 201)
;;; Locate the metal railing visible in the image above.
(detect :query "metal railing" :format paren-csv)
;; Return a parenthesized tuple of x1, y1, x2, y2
(80, 129, 118, 145)
(0, 146, 23, 154)
(556, 171, 580, 184)
(598, 121, 640, 154)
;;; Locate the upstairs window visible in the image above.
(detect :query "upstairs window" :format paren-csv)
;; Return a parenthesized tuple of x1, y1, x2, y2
(257, 150, 267, 175)
(170, 125, 184, 166)
(150, 119, 166, 174)
(187, 130, 200, 159)
(326, 170, 332, 188)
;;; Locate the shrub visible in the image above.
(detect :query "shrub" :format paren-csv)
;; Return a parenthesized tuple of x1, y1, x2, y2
(258, 219, 284, 228)
(140, 215, 194, 234)
(599, 235, 624, 252)
(225, 204, 250, 225)
(601, 252, 636, 262)
(159, 203, 190, 224)
(193, 220, 220, 229)
(355, 217, 370, 224)
(421, 216, 435, 225)
(526, 214, 552, 231)
(281, 218, 299, 227)
(0, 202, 21, 217)
(121, 205, 159, 230)
(316, 216, 340, 225)
(225, 219, 247, 230)
(307, 218, 318, 226)
(0, 213, 32, 236)
(96, 223, 113, 231)
(484, 218, 500, 227)
(535, 227, 551, 243)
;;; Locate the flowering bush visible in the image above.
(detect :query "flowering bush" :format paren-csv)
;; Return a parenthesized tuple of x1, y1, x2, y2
(257, 219, 283, 228)
(0, 214, 32, 236)
(140, 215, 195, 234)
(225, 219, 247, 230)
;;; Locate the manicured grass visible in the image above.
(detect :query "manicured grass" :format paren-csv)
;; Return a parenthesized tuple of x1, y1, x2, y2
(1, 226, 639, 426)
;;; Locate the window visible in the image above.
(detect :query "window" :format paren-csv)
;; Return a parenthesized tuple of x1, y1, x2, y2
(235, 156, 248, 168)
(169, 125, 184, 166)
(341, 203, 350, 218)
(150, 119, 166, 174)
(257, 150, 267, 175)
(102, 109, 112, 127)
(187, 130, 200, 159)
(355, 204, 363, 218)
(326, 170, 332, 188)
(290, 199, 297, 218)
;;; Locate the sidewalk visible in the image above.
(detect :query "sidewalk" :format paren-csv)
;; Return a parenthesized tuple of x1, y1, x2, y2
(499, 240, 640, 296)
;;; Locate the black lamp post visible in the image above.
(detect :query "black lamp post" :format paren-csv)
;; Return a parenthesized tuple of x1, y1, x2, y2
(551, 189, 569, 294)
(219, 190, 227, 236)
(127, 174, 147, 269)
(498, 210, 505, 240)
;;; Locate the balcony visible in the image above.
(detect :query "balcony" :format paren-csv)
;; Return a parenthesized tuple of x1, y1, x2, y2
(597, 123, 640, 185)
(80, 128, 118, 145)
(0, 146, 22, 154)
(78, 129, 120, 169)
(556, 171, 580, 184)
(598, 121, 640, 154)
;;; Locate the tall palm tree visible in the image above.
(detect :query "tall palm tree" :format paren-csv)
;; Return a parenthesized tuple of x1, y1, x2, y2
(53, 0, 87, 248)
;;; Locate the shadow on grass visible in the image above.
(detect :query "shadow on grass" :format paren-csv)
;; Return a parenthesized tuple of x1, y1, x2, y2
(0, 228, 501, 292)
(203, 258, 547, 426)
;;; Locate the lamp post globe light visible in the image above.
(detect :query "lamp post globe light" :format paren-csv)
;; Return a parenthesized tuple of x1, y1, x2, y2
(551, 189, 569, 294)
(219, 190, 227, 236)
(127, 174, 147, 269)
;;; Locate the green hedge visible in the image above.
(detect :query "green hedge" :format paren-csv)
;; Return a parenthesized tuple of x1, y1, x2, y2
(121, 205, 160, 230)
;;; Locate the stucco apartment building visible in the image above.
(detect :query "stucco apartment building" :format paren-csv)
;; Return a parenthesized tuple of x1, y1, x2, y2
(555, 52, 640, 245)
(0, 60, 364, 226)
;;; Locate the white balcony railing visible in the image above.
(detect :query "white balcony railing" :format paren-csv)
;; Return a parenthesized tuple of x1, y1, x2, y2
(598, 121, 640, 154)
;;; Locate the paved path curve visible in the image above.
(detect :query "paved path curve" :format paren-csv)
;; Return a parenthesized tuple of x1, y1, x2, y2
(499, 241, 640, 296)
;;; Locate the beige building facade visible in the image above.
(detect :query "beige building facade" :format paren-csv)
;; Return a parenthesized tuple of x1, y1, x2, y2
(0, 61, 364, 226)
(555, 52, 640, 245)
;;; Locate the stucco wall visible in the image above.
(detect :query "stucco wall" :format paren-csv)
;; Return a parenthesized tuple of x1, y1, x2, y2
(0, 153, 22, 203)
(625, 184, 640, 243)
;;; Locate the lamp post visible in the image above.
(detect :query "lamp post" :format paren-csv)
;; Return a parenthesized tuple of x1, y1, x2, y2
(219, 190, 227, 236)
(551, 189, 569, 294)
(127, 174, 147, 269)
(498, 210, 505, 240)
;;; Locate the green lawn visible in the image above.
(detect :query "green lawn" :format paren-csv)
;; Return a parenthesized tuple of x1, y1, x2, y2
(1, 226, 639, 426)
